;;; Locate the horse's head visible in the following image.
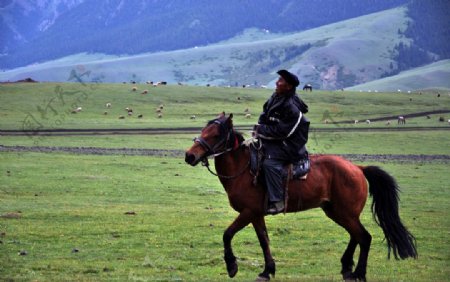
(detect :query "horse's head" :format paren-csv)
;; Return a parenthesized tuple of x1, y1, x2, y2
(185, 112, 238, 166)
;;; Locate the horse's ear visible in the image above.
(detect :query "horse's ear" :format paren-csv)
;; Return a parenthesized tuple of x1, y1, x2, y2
(226, 113, 233, 127)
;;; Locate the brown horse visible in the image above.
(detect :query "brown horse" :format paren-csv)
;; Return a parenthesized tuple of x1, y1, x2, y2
(185, 113, 417, 281)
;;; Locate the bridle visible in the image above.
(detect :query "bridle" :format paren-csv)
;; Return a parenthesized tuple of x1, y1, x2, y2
(194, 120, 235, 158)
(193, 119, 249, 179)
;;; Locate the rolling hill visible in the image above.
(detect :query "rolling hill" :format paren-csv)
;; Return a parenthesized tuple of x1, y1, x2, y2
(346, 60, 450, 92)
(0, 8, 418, 87)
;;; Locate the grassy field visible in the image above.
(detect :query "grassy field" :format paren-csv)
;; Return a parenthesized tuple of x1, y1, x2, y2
(1, 83, 449, 281)
(0, 152, 448, 281)
(0, 82, 448, 130)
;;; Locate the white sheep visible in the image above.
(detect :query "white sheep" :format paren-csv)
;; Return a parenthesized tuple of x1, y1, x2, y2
(106, 103, 112, 108)
(245, 113, 252, 119)
(365, 119, 371, 124)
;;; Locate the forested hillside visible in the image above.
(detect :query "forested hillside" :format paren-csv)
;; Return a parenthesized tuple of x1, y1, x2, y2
(0, 0, 408, 69)
(381, 0, 450, 78)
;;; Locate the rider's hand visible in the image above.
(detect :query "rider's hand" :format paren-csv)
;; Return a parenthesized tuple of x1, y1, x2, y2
(252, 124, 259, 137)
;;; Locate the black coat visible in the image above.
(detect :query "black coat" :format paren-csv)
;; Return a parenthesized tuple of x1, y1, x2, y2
(256, 89, 309, 162)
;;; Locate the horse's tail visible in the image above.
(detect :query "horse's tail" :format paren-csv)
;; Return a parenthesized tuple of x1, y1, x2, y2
(361, 166, 418, 259)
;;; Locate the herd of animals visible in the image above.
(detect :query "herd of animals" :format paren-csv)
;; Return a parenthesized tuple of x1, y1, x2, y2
(69, 82, 449, 124)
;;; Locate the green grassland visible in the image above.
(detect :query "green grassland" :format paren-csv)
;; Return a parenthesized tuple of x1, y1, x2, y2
(1, 83, 449, 281)
(0, 153, 448, 281)
(0, 82, 449, 130)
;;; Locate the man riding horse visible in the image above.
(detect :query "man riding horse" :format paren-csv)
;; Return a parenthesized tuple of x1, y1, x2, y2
(254, 69, 310, 214)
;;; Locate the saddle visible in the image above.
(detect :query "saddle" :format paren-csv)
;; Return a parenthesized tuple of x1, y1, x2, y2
(245, 138, 310, 184)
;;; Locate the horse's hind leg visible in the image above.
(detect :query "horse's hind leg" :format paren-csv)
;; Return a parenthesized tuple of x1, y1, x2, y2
(341, 237, 357, 278)
(323, 207, 372, 281)
(341, 222, 371, 281)
(252, 216, 275, 281)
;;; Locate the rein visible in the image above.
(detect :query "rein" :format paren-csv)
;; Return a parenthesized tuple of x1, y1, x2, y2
(201, 157, 250, 179)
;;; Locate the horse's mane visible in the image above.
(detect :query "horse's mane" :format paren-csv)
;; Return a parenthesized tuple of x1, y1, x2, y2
(234, 131, 245, 144)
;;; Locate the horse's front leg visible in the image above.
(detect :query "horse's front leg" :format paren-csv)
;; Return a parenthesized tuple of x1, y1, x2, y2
(223, 210, 254, 278)
(253, 216, 276, 281)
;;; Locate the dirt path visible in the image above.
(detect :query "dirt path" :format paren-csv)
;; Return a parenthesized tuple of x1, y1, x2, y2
(1, 145, 449, 163)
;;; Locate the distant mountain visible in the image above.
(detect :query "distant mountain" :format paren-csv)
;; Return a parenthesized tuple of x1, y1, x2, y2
(0, 0, 448, 90)
(1, 0, 409, 69)
(0, 0, 85, 54)
(3, 7, 449, 91)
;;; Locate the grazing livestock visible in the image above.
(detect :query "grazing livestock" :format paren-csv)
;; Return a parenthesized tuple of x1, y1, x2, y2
(132, 87, 137, 91)
(190, 115, 196, 120)
(426, 115, 431, 119)
(438, 116, 445, 122)
(103, 111, 108, 115)
(245, 113, 252, 119)
(156, 108, 162, 114)
(158, 113, 163, 118)
(119, 115, 125, 119)
(71, 106, 82, 113)
(244, 108, 250, 113)
(141, 90, 148, 94)
(365, 119, 371, 124)
(448, 119, 450, 124)
(386, 120, 391, 126)
(354, 120, 359, 124)
(106, 102, 112, 108)
(398, 116, 406, 124)
(303, 84, 313, 91)
(138, 114, 143, 118)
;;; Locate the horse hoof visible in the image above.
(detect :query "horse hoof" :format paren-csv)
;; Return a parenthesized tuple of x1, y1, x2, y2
(227, 262, 238, 278)
(255, 274, 270, 281)
(343, 272, 366, 282)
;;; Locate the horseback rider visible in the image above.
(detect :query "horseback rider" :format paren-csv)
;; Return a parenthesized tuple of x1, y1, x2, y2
(254, 69, 310, 215)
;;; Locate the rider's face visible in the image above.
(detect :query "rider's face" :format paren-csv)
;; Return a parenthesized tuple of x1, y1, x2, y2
(275, 77, 292, 95)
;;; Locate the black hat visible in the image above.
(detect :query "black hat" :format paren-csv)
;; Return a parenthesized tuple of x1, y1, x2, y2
(277, 69, 300, 88)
